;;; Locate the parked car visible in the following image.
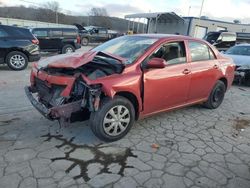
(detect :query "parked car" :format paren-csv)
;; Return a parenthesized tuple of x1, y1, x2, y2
(25, 34, 235, 141)
(31, 27, 81, 54)
(204, 31, 250, 51)
(223, 44, 250, 85)
(0, 25, 40, 70)
(74, 24, 120, 46)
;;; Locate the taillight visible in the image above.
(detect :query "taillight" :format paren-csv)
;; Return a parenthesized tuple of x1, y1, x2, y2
(32, 39, 39, 45)
(77, 36, 81, 44)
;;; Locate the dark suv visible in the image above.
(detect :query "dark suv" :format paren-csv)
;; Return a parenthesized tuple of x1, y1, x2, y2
(0, 25, 40, 70)
(31, 28, 81, 54)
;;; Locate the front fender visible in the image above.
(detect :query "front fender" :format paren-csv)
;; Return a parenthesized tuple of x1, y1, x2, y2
(82, 72, 143, 112)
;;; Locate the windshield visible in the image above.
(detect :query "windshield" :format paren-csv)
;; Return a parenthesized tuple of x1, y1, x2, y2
(92, 36, 158, 65)
(225, 45, 250, 56)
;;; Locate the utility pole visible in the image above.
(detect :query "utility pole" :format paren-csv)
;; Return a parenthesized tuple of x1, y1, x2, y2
(188, 6, 191, 16)
(194, 0, 205, 37)
(56, 11, 58, 24)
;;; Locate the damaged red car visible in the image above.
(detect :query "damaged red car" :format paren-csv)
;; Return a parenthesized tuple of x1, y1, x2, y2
(25, 34, 235, 141)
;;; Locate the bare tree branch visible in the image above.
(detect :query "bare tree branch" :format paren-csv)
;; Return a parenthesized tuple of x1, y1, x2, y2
(89, 7, 109, 17)
(43, 1, 60, 12)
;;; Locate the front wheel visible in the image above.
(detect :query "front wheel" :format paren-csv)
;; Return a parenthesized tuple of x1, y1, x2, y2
(89, 96, 135, 142)
(203, 80, 226, 109)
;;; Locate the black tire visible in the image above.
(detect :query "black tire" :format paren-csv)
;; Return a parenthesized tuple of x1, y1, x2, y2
(61, 44, 75, 54)
(81, 37, 89, 46)
(203, 80, 226, 109)
(89, 96, 135, 142)
(6, 51, 28, 71)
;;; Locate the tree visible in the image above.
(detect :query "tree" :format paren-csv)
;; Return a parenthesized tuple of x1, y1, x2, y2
(43, 1, 60, 23)
(89, 7, 108, 17)
(233, 19, 241, 24)
(43, 1, 60, 12)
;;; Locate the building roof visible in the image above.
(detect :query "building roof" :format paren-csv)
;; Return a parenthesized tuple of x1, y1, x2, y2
(183, 16, 250, 26)
(125, 12, 184, 22)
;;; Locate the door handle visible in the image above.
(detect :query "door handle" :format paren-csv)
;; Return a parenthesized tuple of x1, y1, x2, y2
(213, 64, 219, 69)
(183, 69, 191, 74)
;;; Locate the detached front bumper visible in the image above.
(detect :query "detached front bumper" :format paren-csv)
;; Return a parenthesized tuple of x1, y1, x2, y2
(24, 86, 82, 120)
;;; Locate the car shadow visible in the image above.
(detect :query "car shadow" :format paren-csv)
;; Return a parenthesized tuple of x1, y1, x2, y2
(0, 65, 11, 71)
(46, 120, 102, 145)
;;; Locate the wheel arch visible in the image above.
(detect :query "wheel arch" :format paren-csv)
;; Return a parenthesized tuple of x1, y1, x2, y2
(115, 91, 140, 120)
(4, 48, 28, 62)
(218, 77, 228, 90)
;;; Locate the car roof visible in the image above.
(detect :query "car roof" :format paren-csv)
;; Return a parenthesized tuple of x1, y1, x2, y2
(128, 34, 202, 41)
(0, 24, 28, 30)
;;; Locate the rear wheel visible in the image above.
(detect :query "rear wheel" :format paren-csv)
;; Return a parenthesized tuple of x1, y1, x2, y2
(203, 80, 226, 109)
(89, 96, 135, 142)
(62, 44, 75, 54)
(6, 51, 28, 71)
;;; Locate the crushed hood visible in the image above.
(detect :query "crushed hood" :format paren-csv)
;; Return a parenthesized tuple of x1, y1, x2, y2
(37, 51, 126, 69)
(38, 51, 97, 69)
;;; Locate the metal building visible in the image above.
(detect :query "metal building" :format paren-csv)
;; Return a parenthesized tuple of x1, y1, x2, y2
(125, 12, 250, 38)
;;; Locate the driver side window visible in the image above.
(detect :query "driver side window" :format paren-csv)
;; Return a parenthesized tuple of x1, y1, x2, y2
(150, 41, 187, 65)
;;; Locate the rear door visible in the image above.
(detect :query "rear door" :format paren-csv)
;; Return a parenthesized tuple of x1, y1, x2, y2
(187, 40, 219, 102)
(32, 28, 50, 50)
(98, 28, 109, 42)
(0, 27, 9, 63)
(49, 28, 63, 50)
(62, 28, 77, 45)
(143, 41, 191, 115)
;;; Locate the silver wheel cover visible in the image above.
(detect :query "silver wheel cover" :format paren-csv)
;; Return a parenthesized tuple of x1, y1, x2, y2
(10, 54, 25, 68)
(103, 105, 130, 136)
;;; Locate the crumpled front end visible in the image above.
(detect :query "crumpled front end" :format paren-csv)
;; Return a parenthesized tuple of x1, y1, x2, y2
(25, 64, 103, 124)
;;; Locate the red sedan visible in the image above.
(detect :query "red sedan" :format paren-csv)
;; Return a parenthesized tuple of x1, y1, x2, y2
(25, 34, 235, 141)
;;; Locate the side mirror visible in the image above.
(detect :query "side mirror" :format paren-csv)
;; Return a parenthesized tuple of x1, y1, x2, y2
(147, 58, 166, 69)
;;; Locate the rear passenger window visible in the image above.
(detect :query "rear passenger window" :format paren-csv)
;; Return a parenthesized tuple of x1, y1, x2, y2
(33, 30, 48, 37)
(99, 29, 107, 34)
(63, 29, 77, 37)
(189, 41, 214, 61)
(51, 30, 62, 37)
(0, 28, 8, 37)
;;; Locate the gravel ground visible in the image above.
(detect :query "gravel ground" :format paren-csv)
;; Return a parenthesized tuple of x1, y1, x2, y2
(0, 47, 250, 188)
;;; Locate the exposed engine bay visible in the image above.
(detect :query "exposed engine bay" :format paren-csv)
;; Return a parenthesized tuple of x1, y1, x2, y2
(26, 54, 125, 125)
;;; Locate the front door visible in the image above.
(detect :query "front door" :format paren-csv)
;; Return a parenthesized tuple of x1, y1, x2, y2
(143, 41, 191, 115)
(33, 28, 50, 50)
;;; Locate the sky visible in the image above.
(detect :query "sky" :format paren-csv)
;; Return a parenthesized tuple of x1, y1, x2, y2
(1, 0, 250, 23)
